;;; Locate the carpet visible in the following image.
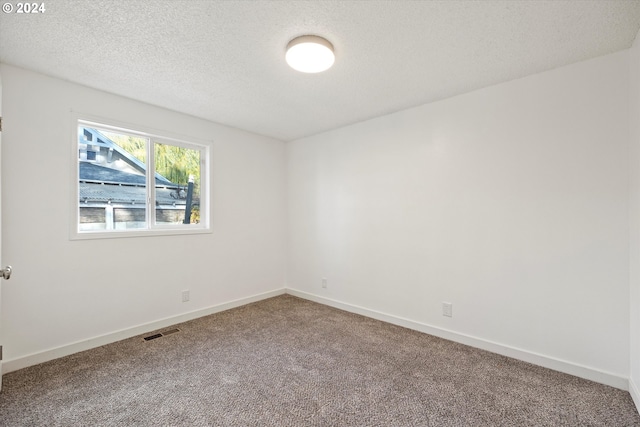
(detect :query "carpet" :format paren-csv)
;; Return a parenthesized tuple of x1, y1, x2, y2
(0, 294, 638, 426)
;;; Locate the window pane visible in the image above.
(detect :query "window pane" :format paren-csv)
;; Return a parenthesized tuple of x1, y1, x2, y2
(78, 126, 148, 231)
(154, 142, 201, 225)
(100, 130, 147, 164)
(114, 207, 146, 229)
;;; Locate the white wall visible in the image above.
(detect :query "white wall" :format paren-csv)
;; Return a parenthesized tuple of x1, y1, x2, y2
(0, 64, 286, 370)
(629, 29, 640, 408)
(288, 51, 631, 387)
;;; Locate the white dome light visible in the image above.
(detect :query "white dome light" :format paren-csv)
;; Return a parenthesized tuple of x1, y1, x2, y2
(286, 35, 335, 73)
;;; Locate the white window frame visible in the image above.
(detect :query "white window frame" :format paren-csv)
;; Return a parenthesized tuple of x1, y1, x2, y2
(71, 114, 211, 240)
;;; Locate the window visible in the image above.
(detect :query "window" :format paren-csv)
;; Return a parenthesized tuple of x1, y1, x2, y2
(73, 118, 210, 238)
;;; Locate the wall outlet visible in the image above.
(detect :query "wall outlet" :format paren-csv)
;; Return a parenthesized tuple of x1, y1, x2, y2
(182, 290, 190, 303)
(442, 302, 452, 317)
(321, 278, 328, 288)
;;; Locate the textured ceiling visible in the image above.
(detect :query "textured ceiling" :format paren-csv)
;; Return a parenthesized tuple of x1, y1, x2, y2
(1, 1, 640, 141)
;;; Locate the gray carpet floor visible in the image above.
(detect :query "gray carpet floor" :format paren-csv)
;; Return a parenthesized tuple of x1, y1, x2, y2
(0, 294, 638, 426)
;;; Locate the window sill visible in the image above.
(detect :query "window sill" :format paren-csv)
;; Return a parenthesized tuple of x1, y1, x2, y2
(70, 226, 212, 241)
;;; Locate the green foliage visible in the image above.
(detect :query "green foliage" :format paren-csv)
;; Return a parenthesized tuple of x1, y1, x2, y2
(101, 130, 201, 188)
(190, 204, 200, 224)
(154, 143, 201, 187)
(102, 131, 147, 163)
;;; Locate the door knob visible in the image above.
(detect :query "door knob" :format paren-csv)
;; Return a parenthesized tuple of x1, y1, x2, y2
(1, 266, 12, 280)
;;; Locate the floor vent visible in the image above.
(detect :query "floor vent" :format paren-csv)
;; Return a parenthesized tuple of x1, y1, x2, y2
(143, 333, 162, 341)
(143, 328, 181, 341)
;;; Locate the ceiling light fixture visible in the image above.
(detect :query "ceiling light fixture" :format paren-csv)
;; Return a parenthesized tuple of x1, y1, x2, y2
(286, 35, 335, 73)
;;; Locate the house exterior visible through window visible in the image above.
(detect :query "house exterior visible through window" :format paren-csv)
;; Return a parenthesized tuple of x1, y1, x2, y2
(74, 119, 210, 238)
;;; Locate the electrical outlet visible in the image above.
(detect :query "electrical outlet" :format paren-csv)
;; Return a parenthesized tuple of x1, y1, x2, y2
(182, 290, 190, 303)
(322, 278, 328, 288)
(443, 302, 452, 317)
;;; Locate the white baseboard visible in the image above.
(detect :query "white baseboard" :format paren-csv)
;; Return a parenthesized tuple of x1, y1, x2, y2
(3, 287, 631, 393)
(2, 288, 286, 374)
(286, 289, 629, 391)
(630, 377, 640, 414)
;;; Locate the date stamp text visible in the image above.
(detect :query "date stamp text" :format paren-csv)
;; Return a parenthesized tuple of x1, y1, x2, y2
(3, 3, 46, 14)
